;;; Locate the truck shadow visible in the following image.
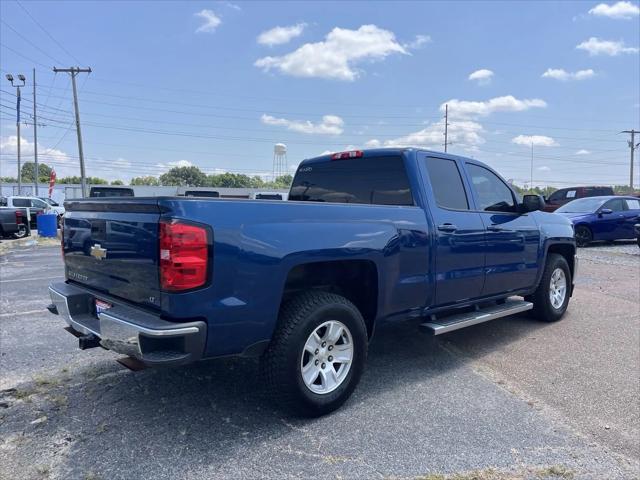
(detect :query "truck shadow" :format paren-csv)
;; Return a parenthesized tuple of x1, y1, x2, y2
(3, 314, 550, 478)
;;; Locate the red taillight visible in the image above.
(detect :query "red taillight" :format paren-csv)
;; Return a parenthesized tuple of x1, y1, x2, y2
(159, 220, 209, 291)
(331, 150, 363, 160)
(14, 210, 22, 222)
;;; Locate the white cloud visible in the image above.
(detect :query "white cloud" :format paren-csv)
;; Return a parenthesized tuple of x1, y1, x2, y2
(441, 95, 547, 119)
(258, 23, 307, 46)
(537, 166, 551, 172)
(0, 135, 77, 177)
(254, 24, 407, 81)
(382, 120, 485, 148)
(365, 139, 382, 148)
(511, 135, 557, 147)
(155, 159, 194, 175)
(261, 113, 344, 135)
(468, 69, 494, 85)
(195, 9, 221, 33)
(575, 149, 591, 155)
(224, 2, 242, 11)
(576, 37, 639, 56)
(589, 1, 639, 19)
(403, 34, 431, 49)
(542, 68, 595, 81)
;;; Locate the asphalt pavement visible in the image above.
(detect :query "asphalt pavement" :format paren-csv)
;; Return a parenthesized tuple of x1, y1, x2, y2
(0, 243, 638, 480)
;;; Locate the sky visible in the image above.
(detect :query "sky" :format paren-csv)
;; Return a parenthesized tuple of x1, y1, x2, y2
(0, 0, 639, 188)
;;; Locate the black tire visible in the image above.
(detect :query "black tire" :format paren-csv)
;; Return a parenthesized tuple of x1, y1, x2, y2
(574, 225, 592, 247)
(530, 253, 571, 322)
(261, 291, 368, 417)
(12, 225, 28, 239)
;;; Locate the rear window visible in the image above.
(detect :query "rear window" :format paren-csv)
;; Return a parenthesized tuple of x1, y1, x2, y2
(289, 156, 413, 206)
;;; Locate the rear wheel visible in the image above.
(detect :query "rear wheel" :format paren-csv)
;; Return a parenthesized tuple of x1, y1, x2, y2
(574, 225, 592, 247)
(12, 224, 28, 239)
(261, 291, 368, 417)
(529, 253, 571, 322)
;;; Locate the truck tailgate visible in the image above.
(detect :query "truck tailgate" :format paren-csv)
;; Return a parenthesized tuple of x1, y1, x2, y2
(63, 198, 162, 309)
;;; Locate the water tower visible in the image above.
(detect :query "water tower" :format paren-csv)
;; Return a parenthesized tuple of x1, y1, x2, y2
(273, 143, 288, 179)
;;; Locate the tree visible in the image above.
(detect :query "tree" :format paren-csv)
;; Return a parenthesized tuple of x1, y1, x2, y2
(21, 162, 53, 183)
(131, 176, 160, 186)
(159, 166, 207, 186)
(111, 180, 124, 185)
(58, 176, 108, 185)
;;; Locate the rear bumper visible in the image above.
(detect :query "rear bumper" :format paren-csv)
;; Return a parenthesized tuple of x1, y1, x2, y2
(48, 282, 206, 366)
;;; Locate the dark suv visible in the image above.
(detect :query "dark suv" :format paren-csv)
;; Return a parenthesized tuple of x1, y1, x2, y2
(544, 186, 614, 212)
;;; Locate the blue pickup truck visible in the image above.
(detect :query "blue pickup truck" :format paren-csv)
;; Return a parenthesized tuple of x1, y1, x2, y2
(48, 148, 577, 416)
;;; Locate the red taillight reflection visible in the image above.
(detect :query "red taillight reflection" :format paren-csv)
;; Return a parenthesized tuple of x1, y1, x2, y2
(330, 150, 363, 161)
(159, 221, 209, 291)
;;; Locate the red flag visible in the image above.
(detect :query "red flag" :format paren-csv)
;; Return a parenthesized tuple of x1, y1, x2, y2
(48, 170, 57, 198)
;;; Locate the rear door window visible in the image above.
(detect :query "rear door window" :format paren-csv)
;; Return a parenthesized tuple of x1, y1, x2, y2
(12, 198, 29, 207)
(624, 199, 640, 210)
(289, 156, 413, 206)
(424, 157, 469, 210)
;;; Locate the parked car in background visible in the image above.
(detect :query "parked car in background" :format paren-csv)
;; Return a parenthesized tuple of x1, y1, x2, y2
(89, 186, 135, 198)
(543, 186, 614, 212)
(49, 148, 577, 416)
(0, 196, 53, 227)
(634, 223, 640, 248)
(183, 190, 220, 198)
(556, 196, 640, 246)
(250, 192, 286, 200)
(40, 197, 65, 216)
(0, 207, 29, 239)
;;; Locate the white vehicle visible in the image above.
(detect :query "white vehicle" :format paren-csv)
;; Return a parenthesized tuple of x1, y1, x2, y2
(1, 196, 55, 227)
(40, 197, 65, 216)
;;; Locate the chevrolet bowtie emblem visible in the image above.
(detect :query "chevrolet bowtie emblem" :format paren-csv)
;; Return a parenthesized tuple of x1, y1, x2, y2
(90, 243, 107, 260)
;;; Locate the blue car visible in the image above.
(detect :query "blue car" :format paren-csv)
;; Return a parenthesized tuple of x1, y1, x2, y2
(556, 195, 640, 247)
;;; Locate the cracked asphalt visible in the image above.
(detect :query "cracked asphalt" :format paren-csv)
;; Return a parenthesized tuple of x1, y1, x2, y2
(0, 243, 638, 479)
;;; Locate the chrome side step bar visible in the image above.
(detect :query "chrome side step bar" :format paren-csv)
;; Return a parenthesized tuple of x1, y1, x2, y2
(421, 299, 533, 335)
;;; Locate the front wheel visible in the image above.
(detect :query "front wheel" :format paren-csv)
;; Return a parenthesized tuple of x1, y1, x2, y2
(261, 291, 368, 417)
(574, 225, 592, 247)
(529, 253, 571, 322)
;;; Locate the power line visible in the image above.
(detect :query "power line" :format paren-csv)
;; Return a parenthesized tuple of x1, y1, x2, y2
(0, 42, 50, 69)
(14, 0, 83, 65)
(0, 19, 63, 65)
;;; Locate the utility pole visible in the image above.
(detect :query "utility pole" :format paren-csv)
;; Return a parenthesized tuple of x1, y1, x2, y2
(530, 142, 534, 189)
(32, 68, 39, 196)
(53, 67, 91, 196)
(443, 103, 449, 153)
(5, 73, 26, 194)
(621, 130, 639, 190)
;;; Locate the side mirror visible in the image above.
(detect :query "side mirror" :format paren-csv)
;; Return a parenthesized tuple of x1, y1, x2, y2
(521, 194, 545, 213)
(599, 208, 613, 216)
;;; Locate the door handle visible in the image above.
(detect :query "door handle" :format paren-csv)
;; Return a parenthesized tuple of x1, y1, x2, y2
(487, 224, 504, 232)
(437, 223, 458, 232)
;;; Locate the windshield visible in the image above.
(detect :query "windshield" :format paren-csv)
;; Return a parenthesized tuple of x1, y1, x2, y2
(556, 197, 606, 213)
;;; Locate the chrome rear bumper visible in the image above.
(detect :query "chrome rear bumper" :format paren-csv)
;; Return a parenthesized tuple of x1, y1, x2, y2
(49, 282, 206, 366)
